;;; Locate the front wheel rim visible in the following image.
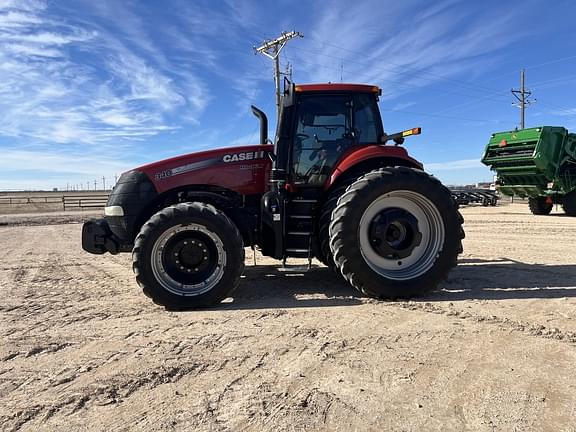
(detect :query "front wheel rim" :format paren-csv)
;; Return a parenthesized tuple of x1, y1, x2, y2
(151, 224, 226, 296)
(358, 190, 445, 280)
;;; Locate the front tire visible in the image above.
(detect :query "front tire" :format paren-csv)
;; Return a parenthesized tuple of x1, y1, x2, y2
(329, 167, 463, 299)
(528, 197, 553, 215)
(132, 202, 244, 309)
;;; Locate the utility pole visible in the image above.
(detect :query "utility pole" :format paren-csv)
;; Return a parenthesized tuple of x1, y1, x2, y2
(94, 179, 97, 190)
(255, 31, 303, 119)
(511, 69, 535, 129)
(102, 176, 106, 191)
(286, 62, 293, 82)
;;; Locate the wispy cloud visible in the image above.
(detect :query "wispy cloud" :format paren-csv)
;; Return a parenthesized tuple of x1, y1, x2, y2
(549, 108, 576, 117)
(0, 0, 208, 146)
(290, 0, 526, 100)
(392, 101, 417, 111)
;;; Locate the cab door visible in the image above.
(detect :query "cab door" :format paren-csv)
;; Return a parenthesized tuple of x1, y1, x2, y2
(290, 94, 354, 186)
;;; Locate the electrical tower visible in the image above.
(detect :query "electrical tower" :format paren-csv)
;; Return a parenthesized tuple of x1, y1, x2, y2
(511, 69, 535, 129)
(255, 31, 303, 119)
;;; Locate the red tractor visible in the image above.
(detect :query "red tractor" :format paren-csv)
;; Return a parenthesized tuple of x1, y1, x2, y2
(82, 83, 464, 308)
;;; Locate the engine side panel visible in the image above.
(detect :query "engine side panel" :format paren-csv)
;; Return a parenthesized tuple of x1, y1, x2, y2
(137, 144, 274, 195)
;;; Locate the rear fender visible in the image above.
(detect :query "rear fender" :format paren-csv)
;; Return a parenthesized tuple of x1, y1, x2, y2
(325, 145, 423, 190)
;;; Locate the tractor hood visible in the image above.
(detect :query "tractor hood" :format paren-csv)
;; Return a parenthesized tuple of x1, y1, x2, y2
(135, 144, 274, 195)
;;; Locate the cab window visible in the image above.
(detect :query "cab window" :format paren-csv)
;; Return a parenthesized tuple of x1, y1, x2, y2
(354, 93, 381, 144)
(291, 95, 353, 185)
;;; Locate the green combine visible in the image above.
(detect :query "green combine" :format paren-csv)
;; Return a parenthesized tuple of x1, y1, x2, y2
(481, 126, 576, 215)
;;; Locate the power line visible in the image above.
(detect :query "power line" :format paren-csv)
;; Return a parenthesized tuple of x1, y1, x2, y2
(380, 107, 506, 124)
(525, 54, 576, 72)
(433, 90, 510, 115)
(290, 54, 444, 94)
(289, 38, 576, 122)
(529, 74, 576, 89)
(290, 52, 506, 111)
(314, 39, 576, 103)
(289, 44, 519, 116)
(457, 54, 576, 87)
(299, 40, 508, 99)
(289, 37, 529, 114)
(533, 101, 576, 117)
(298, 39, 576, 119)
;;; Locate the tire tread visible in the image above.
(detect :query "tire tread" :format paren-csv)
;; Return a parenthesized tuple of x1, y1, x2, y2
(132, 202, 244, 309)
(329, 167, 463, 299)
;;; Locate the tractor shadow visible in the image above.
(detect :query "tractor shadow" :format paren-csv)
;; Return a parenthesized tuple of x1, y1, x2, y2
(185, 257, 576, 311)
(226, 257, 576, 309)
(224, 264, 362, 310)
(431, 258, 576, 301)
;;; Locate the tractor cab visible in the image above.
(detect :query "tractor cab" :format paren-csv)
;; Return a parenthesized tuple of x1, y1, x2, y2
(272, 83, 384, 188)
(288, 86, 383, 186)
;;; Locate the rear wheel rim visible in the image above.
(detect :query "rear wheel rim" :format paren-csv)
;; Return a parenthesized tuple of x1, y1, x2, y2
(151, 224, 226, 296)
(358, 190, 444, 280)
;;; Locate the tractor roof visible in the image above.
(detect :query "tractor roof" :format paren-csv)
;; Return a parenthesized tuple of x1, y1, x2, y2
(295, 83, 381, 94)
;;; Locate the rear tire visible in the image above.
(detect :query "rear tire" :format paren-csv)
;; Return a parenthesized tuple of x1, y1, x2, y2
(329, 167, 463, 299)
(528, 197, 553, 215)
(562, 191, 576, 216)
(132, 202, 244, 309)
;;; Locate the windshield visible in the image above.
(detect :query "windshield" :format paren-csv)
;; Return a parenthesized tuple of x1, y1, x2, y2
(292, 95, 352, 184)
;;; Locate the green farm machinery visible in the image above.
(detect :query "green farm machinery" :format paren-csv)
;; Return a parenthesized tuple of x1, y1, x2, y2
(481, 126, 576, 215)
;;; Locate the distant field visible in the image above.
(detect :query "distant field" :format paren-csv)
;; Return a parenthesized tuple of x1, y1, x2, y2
(0, 190, 520, 215)
(0, 191, 110, 215)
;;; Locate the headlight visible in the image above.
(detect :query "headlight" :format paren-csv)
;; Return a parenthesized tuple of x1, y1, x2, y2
(104, 206, 124, 217)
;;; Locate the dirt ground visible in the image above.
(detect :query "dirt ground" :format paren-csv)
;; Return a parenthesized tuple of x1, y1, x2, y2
(1, 202, 576, 431)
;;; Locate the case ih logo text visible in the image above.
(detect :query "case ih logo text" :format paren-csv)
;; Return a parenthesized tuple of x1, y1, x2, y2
(223, 150, 266, 163)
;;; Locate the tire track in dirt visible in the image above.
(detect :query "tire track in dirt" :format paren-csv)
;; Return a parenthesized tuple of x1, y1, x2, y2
(207, 321, 368, 431)
(1, 341, 72, 361)
(1, 362, 206, 432)
(383, 301, 576, 346)
(1, 324, 274, 431)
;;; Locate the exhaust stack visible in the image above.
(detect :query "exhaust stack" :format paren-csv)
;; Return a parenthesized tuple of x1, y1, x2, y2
(251, 105, 268, 145)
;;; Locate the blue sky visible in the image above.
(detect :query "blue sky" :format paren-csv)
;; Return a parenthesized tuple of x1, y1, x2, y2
(1, 0, 576, 190)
